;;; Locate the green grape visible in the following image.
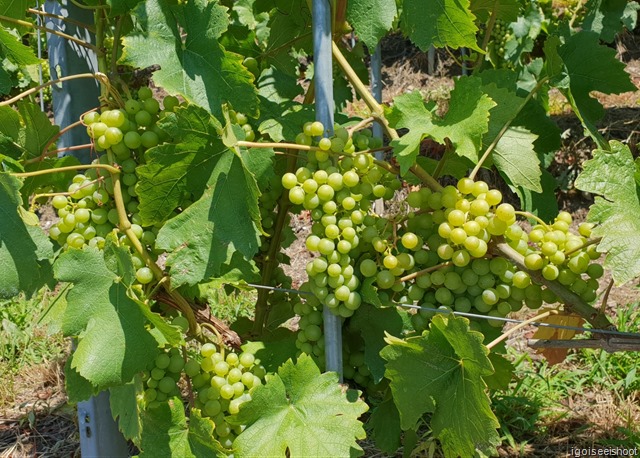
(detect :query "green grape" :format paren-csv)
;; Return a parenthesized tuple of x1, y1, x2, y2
(136, 267, 154, 284)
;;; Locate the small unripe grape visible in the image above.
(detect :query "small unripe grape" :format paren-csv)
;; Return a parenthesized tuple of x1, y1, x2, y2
(136, 267, 154, 284)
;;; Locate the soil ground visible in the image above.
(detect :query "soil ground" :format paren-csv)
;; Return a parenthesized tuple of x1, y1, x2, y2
(3, 29, 640, 458)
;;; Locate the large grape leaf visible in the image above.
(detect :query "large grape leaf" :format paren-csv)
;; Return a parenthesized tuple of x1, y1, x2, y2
(347, 0, 396, 49)
(583, 0, 639, 43)
(64, 359, 99, 404)
(367, 396, 402, 454)
(381, 315, 500, 458)
(574, 141, 640, 285)
(230, 354, 368, 458)
(557, 32, 636, 148)
(0, 173, 53, 298)
(138, 399, 224, 457)
(387, 77, 495, 175)
(54, 248, 160, 389)
(106, 0, 143, 16)
(0, 28, 40, 94)
(350, 306, 403, 383)
(400, 0, 481, 52)
(154, 150, 263, 287)
(121, 0, 258, 117)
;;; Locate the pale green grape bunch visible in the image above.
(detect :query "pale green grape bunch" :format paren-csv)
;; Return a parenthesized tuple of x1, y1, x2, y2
(189, 343, 266, 449)
(519, 211, 602, 303)
(141, 346, 186, 408)
(282, 122, 399, 317)
(490, 19, 512, 59)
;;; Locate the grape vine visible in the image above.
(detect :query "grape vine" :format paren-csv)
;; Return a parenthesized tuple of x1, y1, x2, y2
(1, 0, 639, 456)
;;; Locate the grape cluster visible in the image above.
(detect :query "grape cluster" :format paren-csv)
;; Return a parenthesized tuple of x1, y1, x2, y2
(142, 346, 185, 407)
(490, 19, 512, 60)
(293, 288, 325, 361)
(520, 212, 602, 303)
(282, 122, 399, 318)
(189, 343, 266, 449)
(49, 88, 181, 284)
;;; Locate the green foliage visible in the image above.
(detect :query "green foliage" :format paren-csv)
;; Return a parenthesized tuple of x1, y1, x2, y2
(0, 173, 52, 299)
(347, 0, 397, 49)
(230, 354, 368, 457)
(400, 0, 481, 51)
(574, 141, 640, 285)
(0, 28, 40, 94)
(381, 315, 500, 457)
(121, 0, 258, 117)
(54, 247, 162, 389)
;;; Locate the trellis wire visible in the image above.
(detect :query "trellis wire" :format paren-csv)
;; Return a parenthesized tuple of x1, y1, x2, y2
(243, 282, 640, 339)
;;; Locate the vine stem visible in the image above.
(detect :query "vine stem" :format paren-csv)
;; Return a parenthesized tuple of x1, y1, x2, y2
(514, 210, 551, 230)
(69, 0, 109, 9)
(27, 8, 96, 32)
(492, 241, 613, 330)
(12, 163, 119, 177)
(469, 76, 549, 180)
(486, 310, 558, 350)
(26, 143, 94, 165)
(564, 237, 603, 257)
(397, 262, 451, 283)
(0, 15, 99, 52)
(238, 140, 317, 151)
(474, 0, 500, 68)
(347, 117, 375, 136)
(0, 73, 109, 107)
(252, 152, 297, 336)
(25, 120, 88, 164)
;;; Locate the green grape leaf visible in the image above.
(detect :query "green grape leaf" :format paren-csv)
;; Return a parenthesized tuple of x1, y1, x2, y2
(470, 0, 519, 22)
(106, 0, 143, 16)
(360, 277, 383, 307)
(351, 306, 403, 383)
(400, 0, 481, 52)
(381, 314, 500, 457)
(240, 328, 299, 373)
(0, 106, 21, 140)
(347, 0, 397, 49)
(230, 354, 368, 457)
(138, 399, 225, 457)
(0, 27, 39, 66)
(574, 141, 640, 285)
(0, 173, 53, 298)
(110, 377, 143, 443)
(387, 78, 494, 175)
(54, 248, 160, 388)
(64, 358, 99, 403)
(258, 0, 312, 75)
(429, 76, 496, 163)
(17, 100, 59, 159)
(583, 0, 639, 43)
(0, 68, 11, 94)
(136, 105, 222, 225)
(367, 397, 402, 454)
(508, 168, 558, 222)
(557, 32, 636, 148)
(479, 82, 542, 192)
(155, 150, 262, 287)
(121, 0, 258, 117)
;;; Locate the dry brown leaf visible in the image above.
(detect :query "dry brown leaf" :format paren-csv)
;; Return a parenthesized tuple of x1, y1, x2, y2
(532, 310, 584, 365)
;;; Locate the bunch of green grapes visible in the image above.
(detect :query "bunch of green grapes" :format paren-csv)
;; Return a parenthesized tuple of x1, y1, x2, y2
(141, 346, 185, 408)
(521, 212, 602, 303)
(282, 122, 399, 318)
(491, 19, 512, 59)
(188, 343, 266, 449)
(49, 88, 181, 285)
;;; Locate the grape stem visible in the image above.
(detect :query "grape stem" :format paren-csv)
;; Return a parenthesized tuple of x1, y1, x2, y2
(0, 15, 100, 53)
(347, 117, 375, 137)
(475, 0, 499, 67)
(252, 152, 297, 336)
(69, 0, 109, 9)
(0, 73, 110, 107)
(469, 76, 549, 180)
(396, 262, 451, 283)
(564, 237, 603, 257)
(12, 163, 119, 177)
(182, 346, 196, 410)
(514, 211, 551, 231)
(29, 177, 103, 211)
(486, 310, 558, 350)
(492, 240, 614, 330)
